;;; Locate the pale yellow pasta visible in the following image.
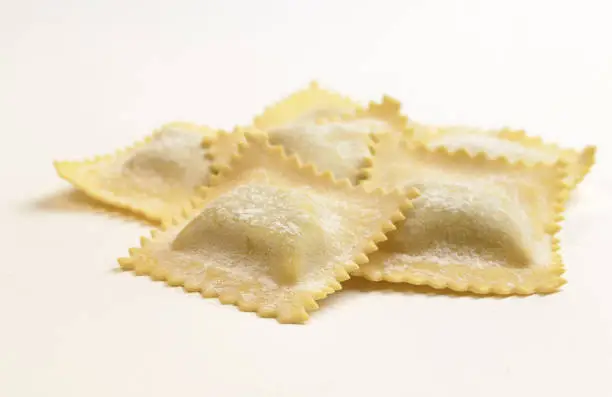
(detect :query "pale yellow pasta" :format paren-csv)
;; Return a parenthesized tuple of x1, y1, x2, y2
(419, 125, 595, 189)
(253, 81, 362, 130)
(54, 123, 245, 222)
(119, 132, 415, 323)
(356, 132, 569, 295)
(265, 96, 408, 183)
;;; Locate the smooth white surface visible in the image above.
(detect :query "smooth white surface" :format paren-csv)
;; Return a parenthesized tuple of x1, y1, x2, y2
(1, 1, 611, 396)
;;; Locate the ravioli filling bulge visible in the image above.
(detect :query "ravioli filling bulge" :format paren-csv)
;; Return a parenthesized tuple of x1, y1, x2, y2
(171, 183, 329, 286)
(110, 129, 210, 196)
(381, 179, 549, 270)
(266, 122, 374, 181)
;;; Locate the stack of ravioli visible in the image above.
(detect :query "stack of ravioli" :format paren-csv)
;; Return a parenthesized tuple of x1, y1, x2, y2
(54, 82, 596, 324)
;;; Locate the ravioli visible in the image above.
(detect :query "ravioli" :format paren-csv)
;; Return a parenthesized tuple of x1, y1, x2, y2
(265, 96, 409, 183)
(119, 132, 415, 323)
(253, 81, 362, 130)
(420, 125, 596, 189)
(356, 132, 569, 295)
(54, 123, 239, 222)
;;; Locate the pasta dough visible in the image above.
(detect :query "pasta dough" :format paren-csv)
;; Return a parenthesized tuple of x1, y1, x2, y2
(265, 96, 408, 183)
(356, 132, 568, 295)
(54, 123, 240, 222)
(253, 81, 362, 130)
(419, 125, 596, 189)
(119, 132, 415, 323)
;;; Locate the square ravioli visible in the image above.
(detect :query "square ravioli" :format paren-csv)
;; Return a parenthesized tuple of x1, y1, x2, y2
(419, 125, 596, 189)
(253, 81, 361, 130)
(356, 132, 569, 295)
(264, 96, 408, 183)
(54, 123, 242, 222)
(119, 132, 415, 323)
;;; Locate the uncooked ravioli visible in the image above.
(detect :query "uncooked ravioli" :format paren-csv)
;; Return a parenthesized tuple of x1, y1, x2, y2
(54, 123, 242, 222)
(119, 132, 415, 323)
(356, 132, 568, 295)
(420, 125, 595, 189)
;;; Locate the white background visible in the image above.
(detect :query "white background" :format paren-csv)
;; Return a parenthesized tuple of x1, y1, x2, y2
(1, 1, 611, 396)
